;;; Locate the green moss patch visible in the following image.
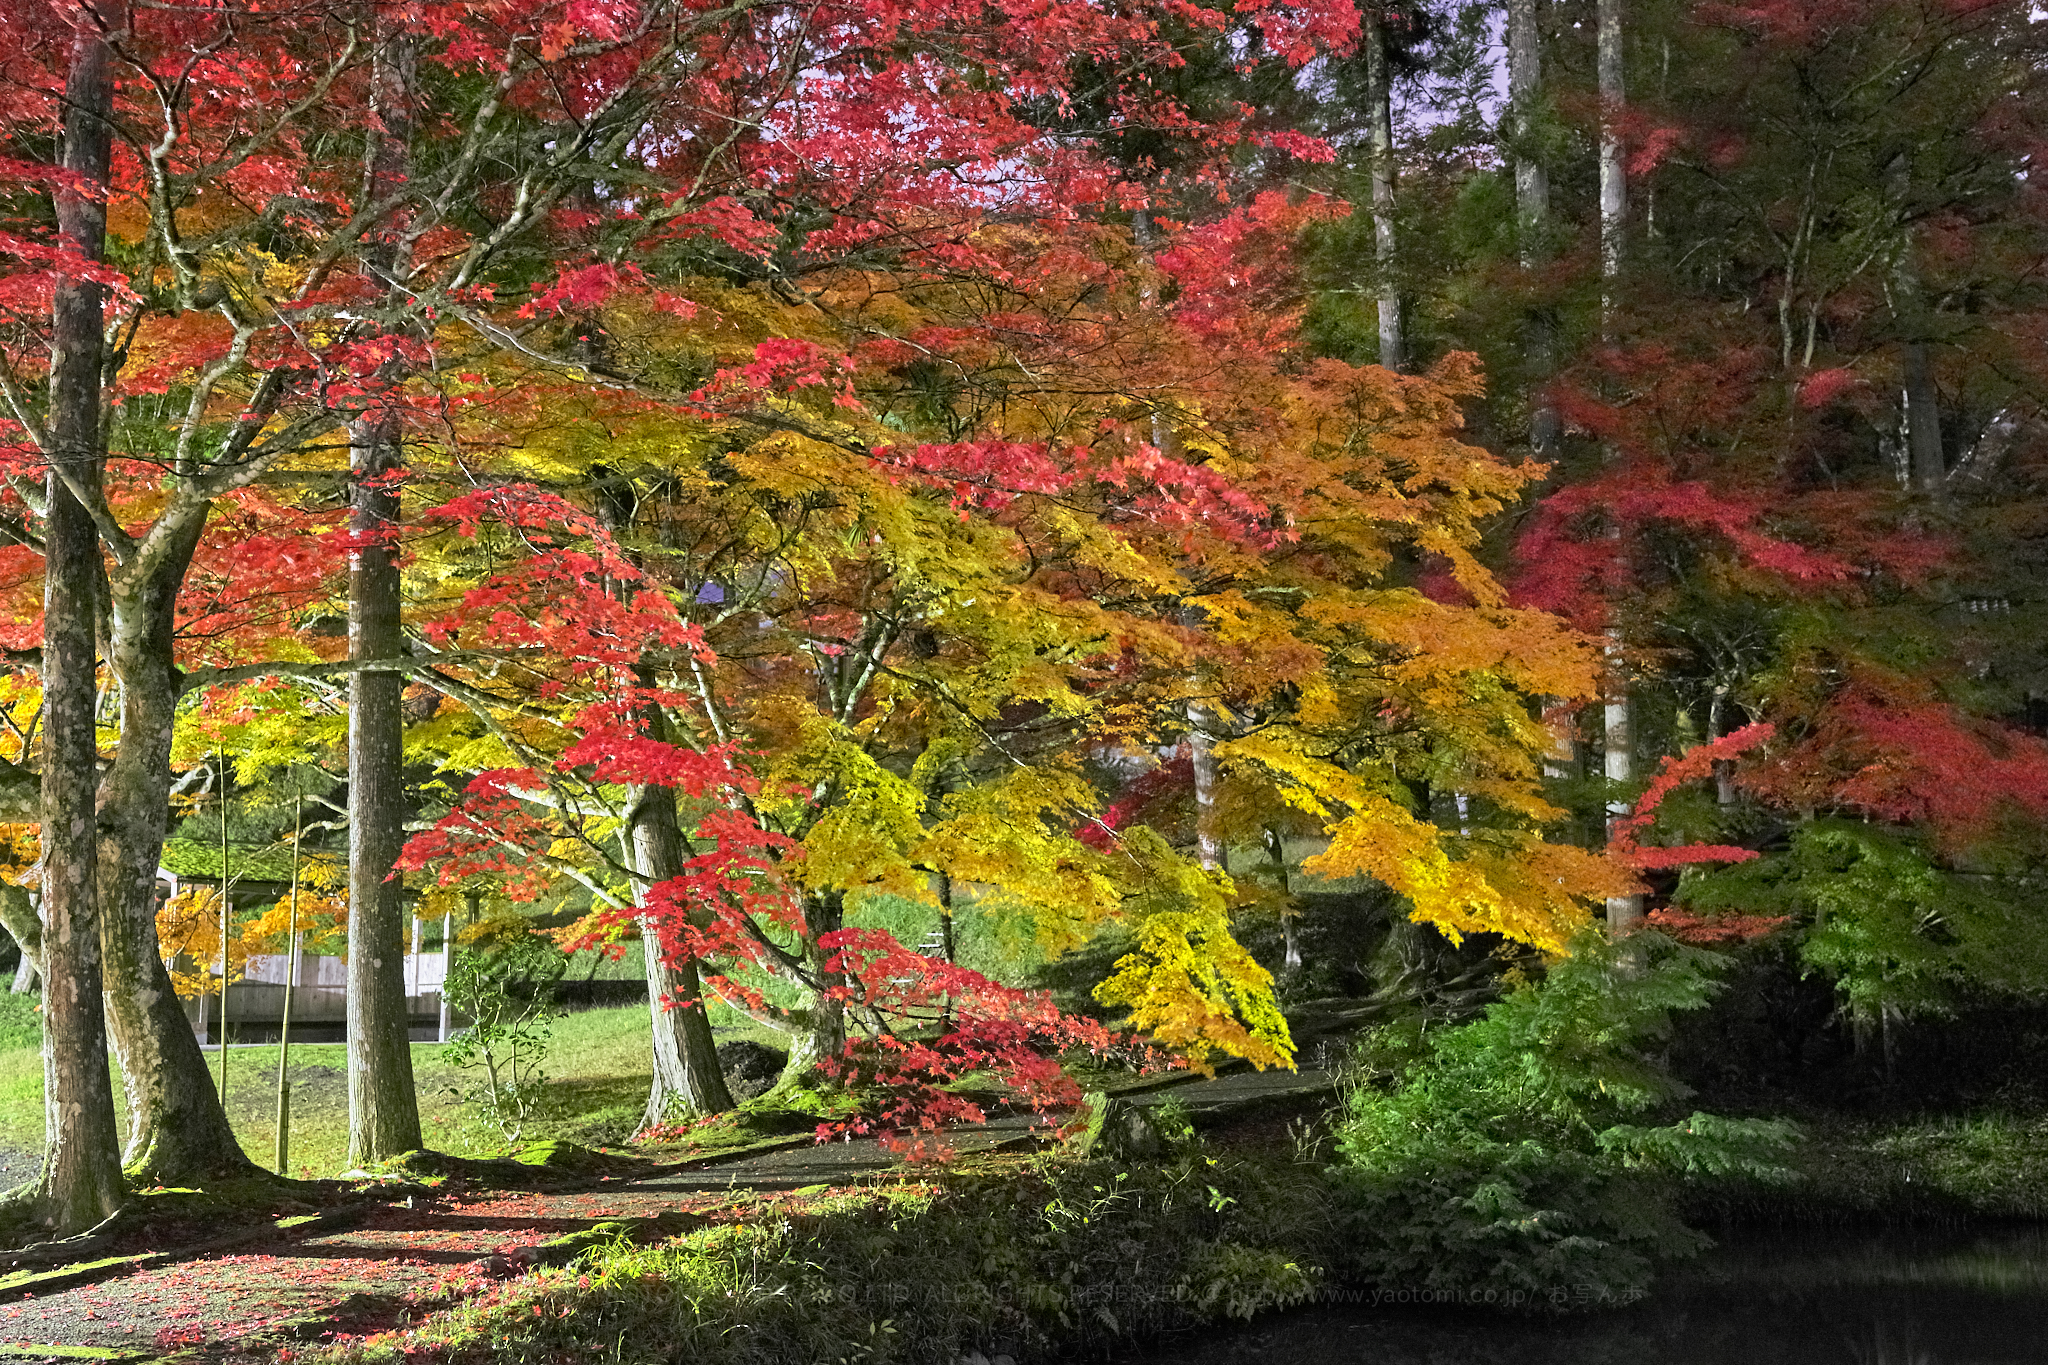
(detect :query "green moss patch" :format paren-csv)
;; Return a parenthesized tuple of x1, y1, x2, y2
(302, 1149, 1341, 1365)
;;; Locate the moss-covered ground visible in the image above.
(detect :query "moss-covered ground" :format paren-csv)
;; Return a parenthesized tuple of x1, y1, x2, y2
(294, 1133, 1343, 1365)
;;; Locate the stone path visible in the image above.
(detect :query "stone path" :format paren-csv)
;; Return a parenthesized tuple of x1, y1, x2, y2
(0, 1068, 1334, 1362)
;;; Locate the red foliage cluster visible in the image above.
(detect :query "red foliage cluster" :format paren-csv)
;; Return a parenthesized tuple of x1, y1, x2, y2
(398, 768, 578, 901)
(1158, 190, 1348, 348)
(1515, 465, 1853, 627)
(812, 928, 1139, 1157)
(1077, 753, 1195, 848)
(1608, 723, 1775, 871)
(1645, 906, 1791, 945)
(1751, 683, 2048, 851)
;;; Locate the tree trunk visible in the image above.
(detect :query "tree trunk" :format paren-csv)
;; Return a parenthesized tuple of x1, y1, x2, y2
(1507, 0, 1548, 254)
(344, 33, 423, 1167)
(1597, 0, 1644, 938)
(1597, 0, 1626, 314)
(1189, 704, 1226, 871)
(587, 471, 736, 1129)
(1602, 642, 1644, 935)
(0, 886, 40, 982)
(779, 892, 847, 1085)
(1264, 828, 1301, 977)
(1903, 338, 1944, 491)
(1710, 689, 1738, 807)
(1507, 0, 1559, 460)
(345, 408, 420, 1164)
(1886, 156, 1945, 493)
(98, 522, 256, 1182)
(935, 871, 958, 1029)
(1517, 0, 1572, 801)
(1365, 8, 1403, 373)
(35, 18, 124, 1231)
(624, 779, 734, 1132)
(781, 998, 847, 1082)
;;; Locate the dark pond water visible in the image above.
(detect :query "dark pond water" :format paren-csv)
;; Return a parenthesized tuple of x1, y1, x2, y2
(1123, 1227, 2048, 1364)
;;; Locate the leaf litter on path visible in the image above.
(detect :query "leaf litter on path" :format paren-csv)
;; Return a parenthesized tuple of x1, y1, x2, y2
(0, 1180, 737, 1358)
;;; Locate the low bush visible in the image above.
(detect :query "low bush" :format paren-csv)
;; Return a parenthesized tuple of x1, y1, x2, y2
(442, 919, 569, 1144)
(1332, 930, 1799, 1307)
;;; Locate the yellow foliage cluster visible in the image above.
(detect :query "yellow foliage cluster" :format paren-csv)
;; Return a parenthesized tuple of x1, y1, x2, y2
(156, 885, 348, 998)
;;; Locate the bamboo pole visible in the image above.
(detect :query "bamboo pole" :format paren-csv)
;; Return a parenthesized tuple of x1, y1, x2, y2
(217, 749, 231, 1097)
(437, 907, 454, 1043)
(274, 789, 303, 1174)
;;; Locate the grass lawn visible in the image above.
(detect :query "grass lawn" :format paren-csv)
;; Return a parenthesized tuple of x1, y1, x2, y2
(0, 1002, 798, 1180)
(0, 891, 1069, 1182)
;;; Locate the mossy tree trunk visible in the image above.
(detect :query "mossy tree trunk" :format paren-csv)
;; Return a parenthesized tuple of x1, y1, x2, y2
(35, 16, 124, 1233)
(99, 515, 257, 1182)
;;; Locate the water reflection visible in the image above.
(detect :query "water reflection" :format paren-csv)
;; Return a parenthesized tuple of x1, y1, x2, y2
(1122, 1227, 2048, 1365)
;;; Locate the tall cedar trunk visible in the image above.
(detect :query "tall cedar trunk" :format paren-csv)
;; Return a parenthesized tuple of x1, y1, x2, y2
(1597, 0, 1626, 313)
(1189, 703, 1225, 870)
(1140, 211, 1228, 874)
(1364, 8, 1403, 373)
(1264, 828, 1301, 976)
(1601, 639, 1643, 933)
(345, 411, 419, 1162)
(100, 519, 255, 1180)
(1508, 0, 1559, 460)
(1516, 0, 1571, 813)
(1903, 337, 1945, 491)
(344, 33, 422, 1166)
(1597, 0, 1643, 936)
(1710, 690, 1738, 807)
(36, 19, 124, 1231)
(620, 668, 732, 1129)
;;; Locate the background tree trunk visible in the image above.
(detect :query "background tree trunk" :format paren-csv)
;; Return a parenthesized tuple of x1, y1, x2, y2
(0, 887, 40, 982)
(780, 891, 847, 1084)
(1597, 0, 1626, 311)
(1365, 8, 1403, 373)
(35, 16, 124, 1232)
(1903, 337, 1945, 491)
(1597, 0, 1644, 937)
(1508, 0, 1558, 459)
(1885, 155, 1946, 493)
(1189, 702, 1226, 871)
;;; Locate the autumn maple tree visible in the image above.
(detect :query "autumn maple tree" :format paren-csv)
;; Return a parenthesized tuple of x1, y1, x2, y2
(0, 0, 1379, 1216)
(384, 163, 1664, 1150)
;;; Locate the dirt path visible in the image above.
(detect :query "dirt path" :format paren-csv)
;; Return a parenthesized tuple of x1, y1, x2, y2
(0, 1071, 1332, 1362)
